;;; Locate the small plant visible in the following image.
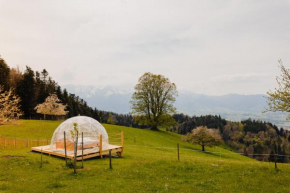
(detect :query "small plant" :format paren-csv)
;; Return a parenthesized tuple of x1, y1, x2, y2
(66, 159, 74, 168)
(70, 122, 78, 140)
(66, 159, 83, 169)
(70, 122, 78, 174)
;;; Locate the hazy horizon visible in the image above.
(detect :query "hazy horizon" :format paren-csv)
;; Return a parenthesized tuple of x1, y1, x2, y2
(61, 83, 268, 97)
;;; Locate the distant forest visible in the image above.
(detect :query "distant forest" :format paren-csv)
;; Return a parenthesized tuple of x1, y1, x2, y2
(168, 114, 290, 163)
(1, 56, 290, 163)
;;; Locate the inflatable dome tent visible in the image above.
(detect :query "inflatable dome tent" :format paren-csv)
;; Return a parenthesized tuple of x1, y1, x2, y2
(50, 116, 109, 152)
(31, 116, 124, 160)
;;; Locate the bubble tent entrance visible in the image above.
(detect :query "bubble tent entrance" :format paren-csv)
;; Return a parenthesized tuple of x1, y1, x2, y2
(31, 116, 124, 160)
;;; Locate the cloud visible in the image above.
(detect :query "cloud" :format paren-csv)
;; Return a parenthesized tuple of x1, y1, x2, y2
(210, 73, 271, 84)
(0, 0, 289, 95)
(60, 68, 75, 84)
(185, 72, 276, 96)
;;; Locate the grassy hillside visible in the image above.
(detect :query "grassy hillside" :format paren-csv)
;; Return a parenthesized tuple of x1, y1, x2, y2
(0, 120, 290, 192)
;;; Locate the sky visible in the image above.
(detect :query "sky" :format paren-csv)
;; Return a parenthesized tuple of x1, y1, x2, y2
(1, 0, 290, 95)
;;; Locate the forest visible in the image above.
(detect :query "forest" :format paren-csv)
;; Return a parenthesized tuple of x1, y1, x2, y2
(168, 114, 290, 163)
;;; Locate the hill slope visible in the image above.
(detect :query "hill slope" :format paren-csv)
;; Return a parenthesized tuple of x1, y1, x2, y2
(0, 120, 290, 192)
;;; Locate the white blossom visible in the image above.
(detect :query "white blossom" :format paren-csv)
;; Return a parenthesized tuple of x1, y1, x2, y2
(0, 86, 23, 122)
(35, 94, 68, 118)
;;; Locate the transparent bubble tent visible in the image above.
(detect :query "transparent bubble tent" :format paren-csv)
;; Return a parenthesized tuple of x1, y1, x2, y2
(31, 116, 124, 160)
(50, 116, 109, 152)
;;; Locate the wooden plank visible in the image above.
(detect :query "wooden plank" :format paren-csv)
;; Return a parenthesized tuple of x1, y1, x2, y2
(31, 145, 50, 150)
(64, 131, 67, 165)
(76, 153, 100, 160)
(31, 145, 123, 160)
(31, 145, 72, 158)
(99, 134, 103, 158)
(121, 131, 124, 156)
(81, 132, 84, 168)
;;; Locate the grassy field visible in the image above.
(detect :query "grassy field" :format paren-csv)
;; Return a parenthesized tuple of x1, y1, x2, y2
(0, 120, 290, 192)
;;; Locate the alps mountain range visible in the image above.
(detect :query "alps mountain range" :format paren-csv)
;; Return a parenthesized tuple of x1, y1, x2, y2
(63, 85, 289, 129)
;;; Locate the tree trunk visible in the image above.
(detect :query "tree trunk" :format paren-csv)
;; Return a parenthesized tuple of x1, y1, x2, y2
(202, 145, 205, 152)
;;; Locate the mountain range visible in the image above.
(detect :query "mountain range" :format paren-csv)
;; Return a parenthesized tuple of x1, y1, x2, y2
(63, 85, 290, 129)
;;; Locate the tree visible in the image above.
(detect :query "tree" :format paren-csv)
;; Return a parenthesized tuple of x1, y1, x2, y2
(264, 60, 290, 119)
(34, 93, 68, 119)
(41, 69, 49, 85)
(131, 72, 178, 130)
(184, 126, 222, 151)
(0, 86, 23, 122)
(9, 67, 22, 90)
(37, 69, 52, 103)
(70, 122, 78, 174)
(17, 66, 36, 118)
(107, 113, 117, 125)
(0, 57, 10, 91)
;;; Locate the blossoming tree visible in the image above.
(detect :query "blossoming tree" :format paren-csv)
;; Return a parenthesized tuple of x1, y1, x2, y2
(35, 93, 68, 119)
(0, 86, 23, 122)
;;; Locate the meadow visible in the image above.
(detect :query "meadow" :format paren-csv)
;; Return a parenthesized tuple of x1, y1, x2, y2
(0, 120, 290, 192)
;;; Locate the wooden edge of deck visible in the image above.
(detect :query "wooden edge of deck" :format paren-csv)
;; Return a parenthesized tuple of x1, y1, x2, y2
(31, 144, 123, 160)
(121, 131, 124, 157)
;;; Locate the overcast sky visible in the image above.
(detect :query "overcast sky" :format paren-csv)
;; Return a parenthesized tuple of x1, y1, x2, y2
(1, 0, 289, 95)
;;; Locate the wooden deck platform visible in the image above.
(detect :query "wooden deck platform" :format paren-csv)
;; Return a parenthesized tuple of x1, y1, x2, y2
(31, 144, 123, 160)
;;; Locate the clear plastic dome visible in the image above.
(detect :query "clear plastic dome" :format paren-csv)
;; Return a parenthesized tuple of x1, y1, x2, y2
(50, 116, 109, 152)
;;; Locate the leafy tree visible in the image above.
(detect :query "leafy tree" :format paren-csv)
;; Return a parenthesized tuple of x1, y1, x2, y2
(242, 119, 267, 134)
(0, 57, 10, 91)
(34, 93, 68, 119)
(17, 66, 36, 118)
(93, 108, 100, 122)
(0, 86, 23, 122)
(131, 72, 178, 130)
(184, 126, 222, 151)
(37, 69, 56, 103)
(41, 69, 49, 86)
(264, 60, 290, 119)
(107, 113, 117, 124)
(9, 67, 22, 90)
(56, 86, 64, 102)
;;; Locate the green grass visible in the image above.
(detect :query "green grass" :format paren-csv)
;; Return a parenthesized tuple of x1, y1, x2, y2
(0, 120, 290, 192)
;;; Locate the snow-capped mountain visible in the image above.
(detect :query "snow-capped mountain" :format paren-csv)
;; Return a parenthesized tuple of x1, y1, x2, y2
(63, 85, 133, 113)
